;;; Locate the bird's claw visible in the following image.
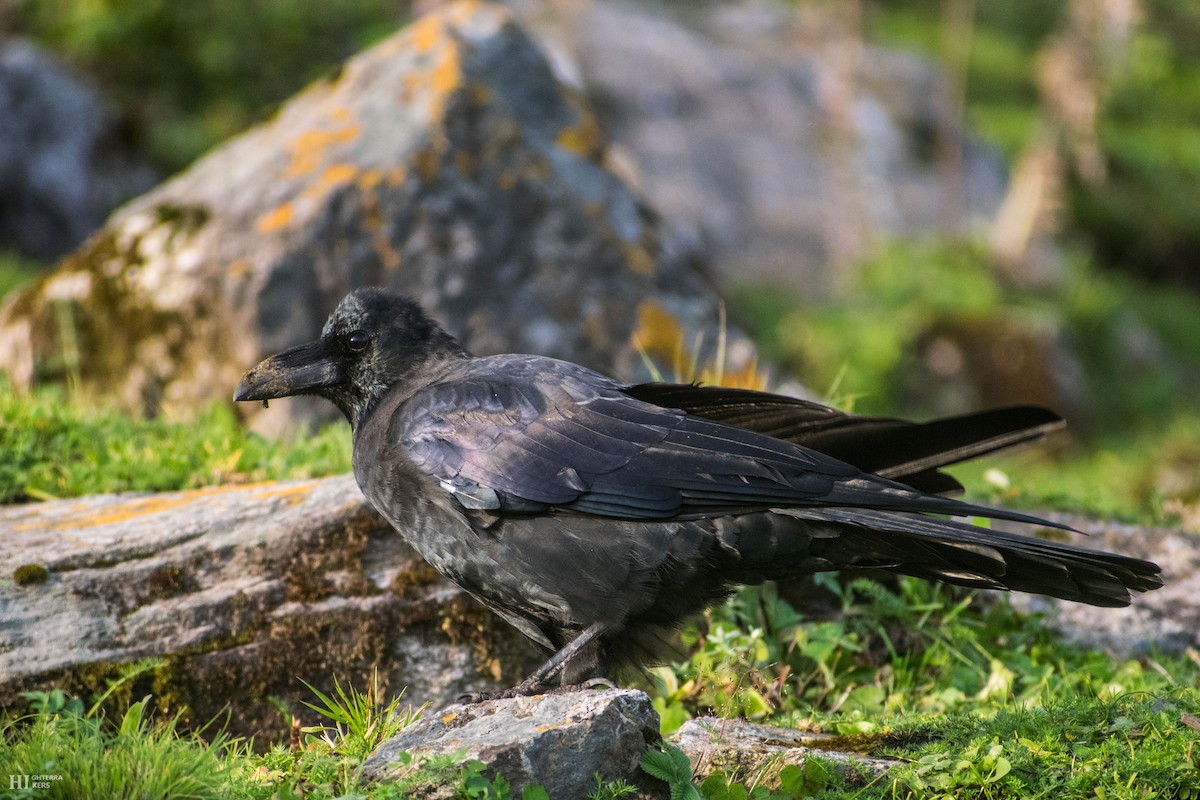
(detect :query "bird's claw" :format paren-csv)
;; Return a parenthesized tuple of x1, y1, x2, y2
(453, 676, 617, 705)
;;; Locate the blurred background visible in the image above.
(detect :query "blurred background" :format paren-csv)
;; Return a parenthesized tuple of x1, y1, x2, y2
(2, 0, 1198, 525)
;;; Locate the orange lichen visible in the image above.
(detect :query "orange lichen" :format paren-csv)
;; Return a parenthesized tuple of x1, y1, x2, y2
(409, 15, 445, 54)
(285, 125, 362, 178)
(47, 482, 313, 530)
(317, 163, 358, 188)
(430, 49, 462, 98)
(446, 0, 486, 25)
(399, 73, 423, 103)
(497, 170, 518, 191)
(410, 146, 442, 182)
(556, 114, 605, 158)
(65, 495, 196, 529)
(226, 259, 253, 278)
(621, 241, 657, 276)
(454, 150, 478, 177)
(256, 203, 295, 234)
(356, 169, 384, 192)
(294, 162, 360, 210)
(360, 179, 404, 271)
(252, 481, 318, 506)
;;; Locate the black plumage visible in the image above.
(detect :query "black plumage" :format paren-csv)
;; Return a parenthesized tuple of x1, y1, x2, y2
(235, 287, 1162, 689)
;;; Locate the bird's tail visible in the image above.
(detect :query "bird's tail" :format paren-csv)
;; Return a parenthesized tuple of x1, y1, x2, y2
(721, 507, 1162, 608)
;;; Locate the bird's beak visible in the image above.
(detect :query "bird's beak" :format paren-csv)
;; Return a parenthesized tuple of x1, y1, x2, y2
(234, 339, 342, 403)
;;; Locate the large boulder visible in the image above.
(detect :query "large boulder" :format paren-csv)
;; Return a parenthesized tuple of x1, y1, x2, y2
(519, 0, 1008, 292)
(0, 0, 732, 432)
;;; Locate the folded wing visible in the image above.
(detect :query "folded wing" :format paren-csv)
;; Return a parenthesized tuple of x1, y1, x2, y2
(394, 356, 1065, 527)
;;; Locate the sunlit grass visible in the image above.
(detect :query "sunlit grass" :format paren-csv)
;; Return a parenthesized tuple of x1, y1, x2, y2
(0, 388, 350, 503)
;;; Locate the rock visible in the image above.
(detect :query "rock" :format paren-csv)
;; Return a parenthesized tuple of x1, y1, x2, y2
(362, 688, 661, 798)
(997, 511, 1200, 656)
(519, 0, 1008, 293)
(0, 1, 736, 433)
(0, 40, 157, 261)
(0, 475, 541, 741)
(671, 716, 897, 786)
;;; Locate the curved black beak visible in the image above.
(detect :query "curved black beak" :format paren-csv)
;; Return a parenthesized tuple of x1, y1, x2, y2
(234, 339, 342, 403)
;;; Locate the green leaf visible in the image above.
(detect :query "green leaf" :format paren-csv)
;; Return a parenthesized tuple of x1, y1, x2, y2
(641, 748, 678, 782)
(522, 785, 550, 800)
(779, 759, 831, 797)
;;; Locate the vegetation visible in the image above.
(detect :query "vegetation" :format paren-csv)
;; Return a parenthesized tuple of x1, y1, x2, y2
(0, 388, 349, 503)
(647, 576, 1200, 797)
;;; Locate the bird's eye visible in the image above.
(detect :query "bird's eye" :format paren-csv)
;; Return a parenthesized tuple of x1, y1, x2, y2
(346, 330, 370, 352)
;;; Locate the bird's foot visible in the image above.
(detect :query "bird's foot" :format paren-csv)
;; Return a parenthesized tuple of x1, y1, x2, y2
(453, 676, 618, 705)
(453, 679, 551, 705)
(453, 687, 515, 704)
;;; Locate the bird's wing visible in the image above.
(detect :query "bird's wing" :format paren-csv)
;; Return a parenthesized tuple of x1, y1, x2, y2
(624, 383, 1064, 494)
(395, 355, 683, 515)
(393, 355, 1063, 527)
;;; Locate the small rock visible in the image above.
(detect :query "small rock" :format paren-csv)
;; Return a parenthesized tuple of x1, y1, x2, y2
(362, 688, 661, 798)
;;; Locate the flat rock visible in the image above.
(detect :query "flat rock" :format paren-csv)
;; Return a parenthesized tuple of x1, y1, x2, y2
(0, 474, 541, 741)
(671, 716, 897, 783)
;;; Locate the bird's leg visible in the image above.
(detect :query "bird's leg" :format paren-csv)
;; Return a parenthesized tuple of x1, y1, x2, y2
(455, 623, 610, 703)
(512, 622, 608, 695)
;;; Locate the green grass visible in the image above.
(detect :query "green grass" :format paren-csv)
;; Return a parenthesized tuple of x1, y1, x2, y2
(0, 389, 350, 503)
(873, 0, 1200, 289)
(0, 689, 242, 800)
(646, 577, 1200, 798)
(949, 414, 1200, 526)
(0, 251, 43, 298)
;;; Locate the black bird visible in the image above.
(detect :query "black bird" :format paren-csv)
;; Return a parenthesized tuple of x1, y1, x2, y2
(235, 287, 1162, 690)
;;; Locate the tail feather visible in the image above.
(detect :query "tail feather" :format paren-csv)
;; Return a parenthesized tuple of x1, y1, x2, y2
(735, 506, 1162, 608)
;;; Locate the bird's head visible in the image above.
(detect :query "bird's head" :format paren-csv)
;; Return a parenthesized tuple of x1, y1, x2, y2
(234, 287, 466, 427)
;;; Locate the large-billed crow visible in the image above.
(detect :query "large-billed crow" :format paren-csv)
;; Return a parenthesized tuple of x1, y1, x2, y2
(235, 287, 1162, 690)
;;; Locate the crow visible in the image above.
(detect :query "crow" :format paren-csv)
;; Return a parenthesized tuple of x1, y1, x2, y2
(235, 287, 1162, 691)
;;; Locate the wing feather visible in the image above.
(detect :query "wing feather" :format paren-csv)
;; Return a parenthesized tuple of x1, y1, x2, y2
(393, 355, 1066, 527)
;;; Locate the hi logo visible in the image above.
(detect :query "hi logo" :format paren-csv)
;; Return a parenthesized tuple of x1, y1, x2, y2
(8, 773, 63, 791)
